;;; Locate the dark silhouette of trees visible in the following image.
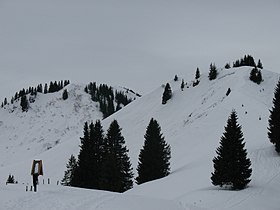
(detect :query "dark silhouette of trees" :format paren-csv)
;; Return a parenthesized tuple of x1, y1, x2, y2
(233, 55, 256, 68)
(85, 82, 133, 118)
(211, 111, 252, 190)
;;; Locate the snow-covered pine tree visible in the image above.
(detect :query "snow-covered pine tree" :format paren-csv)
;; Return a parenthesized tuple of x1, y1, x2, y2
(211, 111, 252, 190)
(61, 155, 77, 186)
(136, 118, 171, 185)
(268, 78, 280, 152)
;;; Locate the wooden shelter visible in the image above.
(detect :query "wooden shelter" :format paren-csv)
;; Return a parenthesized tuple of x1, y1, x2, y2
(31, 160, 43, 175)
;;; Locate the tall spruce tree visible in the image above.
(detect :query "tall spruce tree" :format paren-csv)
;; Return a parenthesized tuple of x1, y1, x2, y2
(136, 118, 171, 185)
(61, 155, 77, 186)
(208, 63, 218, 80)
(268, 78, 280, 152)
(89, 120, 105, 189)
(99, 120, 133, 192)
(211, 111, 252, 190)
(71, 122, 91, 188)
(162, 83, 172, 104)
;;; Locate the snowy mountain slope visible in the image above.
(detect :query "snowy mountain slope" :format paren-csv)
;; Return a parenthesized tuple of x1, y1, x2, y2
(0, 83, 138, 182)
(1, 67, 280, 210)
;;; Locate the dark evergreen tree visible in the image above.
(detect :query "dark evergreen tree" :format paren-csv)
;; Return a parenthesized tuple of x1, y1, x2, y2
(6, 174, 15, 184)
(181, 79, 185, 91)
(44, 83, 48, 94)
(62, 89, 68, 100)
(250, 67, 263, 84)
(162, 83, 172, 104)
(208, 63, 218, 80)
(71, 122, 91, 188)
(211, 111, 252, 190)
(174, 75, 178, 81)
(225, 63, 231, 69)
(89, 120, 105, 189)
(100, 120, 133, 192)
(195, 67, 200, 79)
(136, 118, 171, 185)
(268, 78, 280, 152)
(20, 95, 29, 112)
(61, 155, 77, 186)
(257, 59, 263, 69)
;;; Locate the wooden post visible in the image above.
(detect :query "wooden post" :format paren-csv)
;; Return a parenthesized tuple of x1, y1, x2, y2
(48, 178, 50, 184)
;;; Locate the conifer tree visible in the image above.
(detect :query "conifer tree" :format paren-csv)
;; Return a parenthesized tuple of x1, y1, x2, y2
(20, 95, 29, 112)
(208, 63, 218, 80)
(61, 155, 77, 186)
(195, 67, 200, 79)
(136, 118, 171, 185)
(6, 174, 15, 184)
(100, 120, 133, 192)
(257, 59, 263, 69)
(268, 78, 280, 152)
(62, 89, 68, 100)
(225, 63, 231, 69)
(174, 75, 178, 81)
(211, 111, 252, 190)
(162, 83, 172, 104)
(71, 122, 91, 188)
(181, 79, 185, 91)
(249, 67, 263, 84)
(89, 120, 105, 189)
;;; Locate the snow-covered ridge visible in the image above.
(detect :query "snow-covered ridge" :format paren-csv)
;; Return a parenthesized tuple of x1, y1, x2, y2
(1, 67, 280, 210)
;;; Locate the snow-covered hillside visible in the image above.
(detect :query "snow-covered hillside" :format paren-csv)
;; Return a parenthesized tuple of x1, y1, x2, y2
(1, 67, 280, 210)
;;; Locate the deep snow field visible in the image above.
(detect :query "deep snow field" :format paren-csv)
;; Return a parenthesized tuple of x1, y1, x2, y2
(1, 67, 280, 210)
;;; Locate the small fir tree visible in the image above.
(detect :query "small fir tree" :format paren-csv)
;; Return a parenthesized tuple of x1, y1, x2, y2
(225, 63, 231, 69)
(211, 111, 252, 190)
(61, 155, 77, 186)
(268, 78, 280, 152)
(136, 118, 171, 185)
(208, 63, 218, 80)
(62, 89, 68, 100)
(162, 83, 172, 104)
(174, 75, 178, 81)
(181, 79, 185, 91)
(20, 95, 29, 112)
(257, 59, 263, 69)
(195, 67, 200, 79)
(6, 174, 15, 184)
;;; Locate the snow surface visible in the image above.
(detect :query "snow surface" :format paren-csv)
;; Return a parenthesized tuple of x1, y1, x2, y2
(1, 67, 280, 210)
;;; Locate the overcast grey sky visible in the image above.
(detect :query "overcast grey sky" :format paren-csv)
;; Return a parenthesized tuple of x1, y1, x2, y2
(0, 0, 279, 100)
